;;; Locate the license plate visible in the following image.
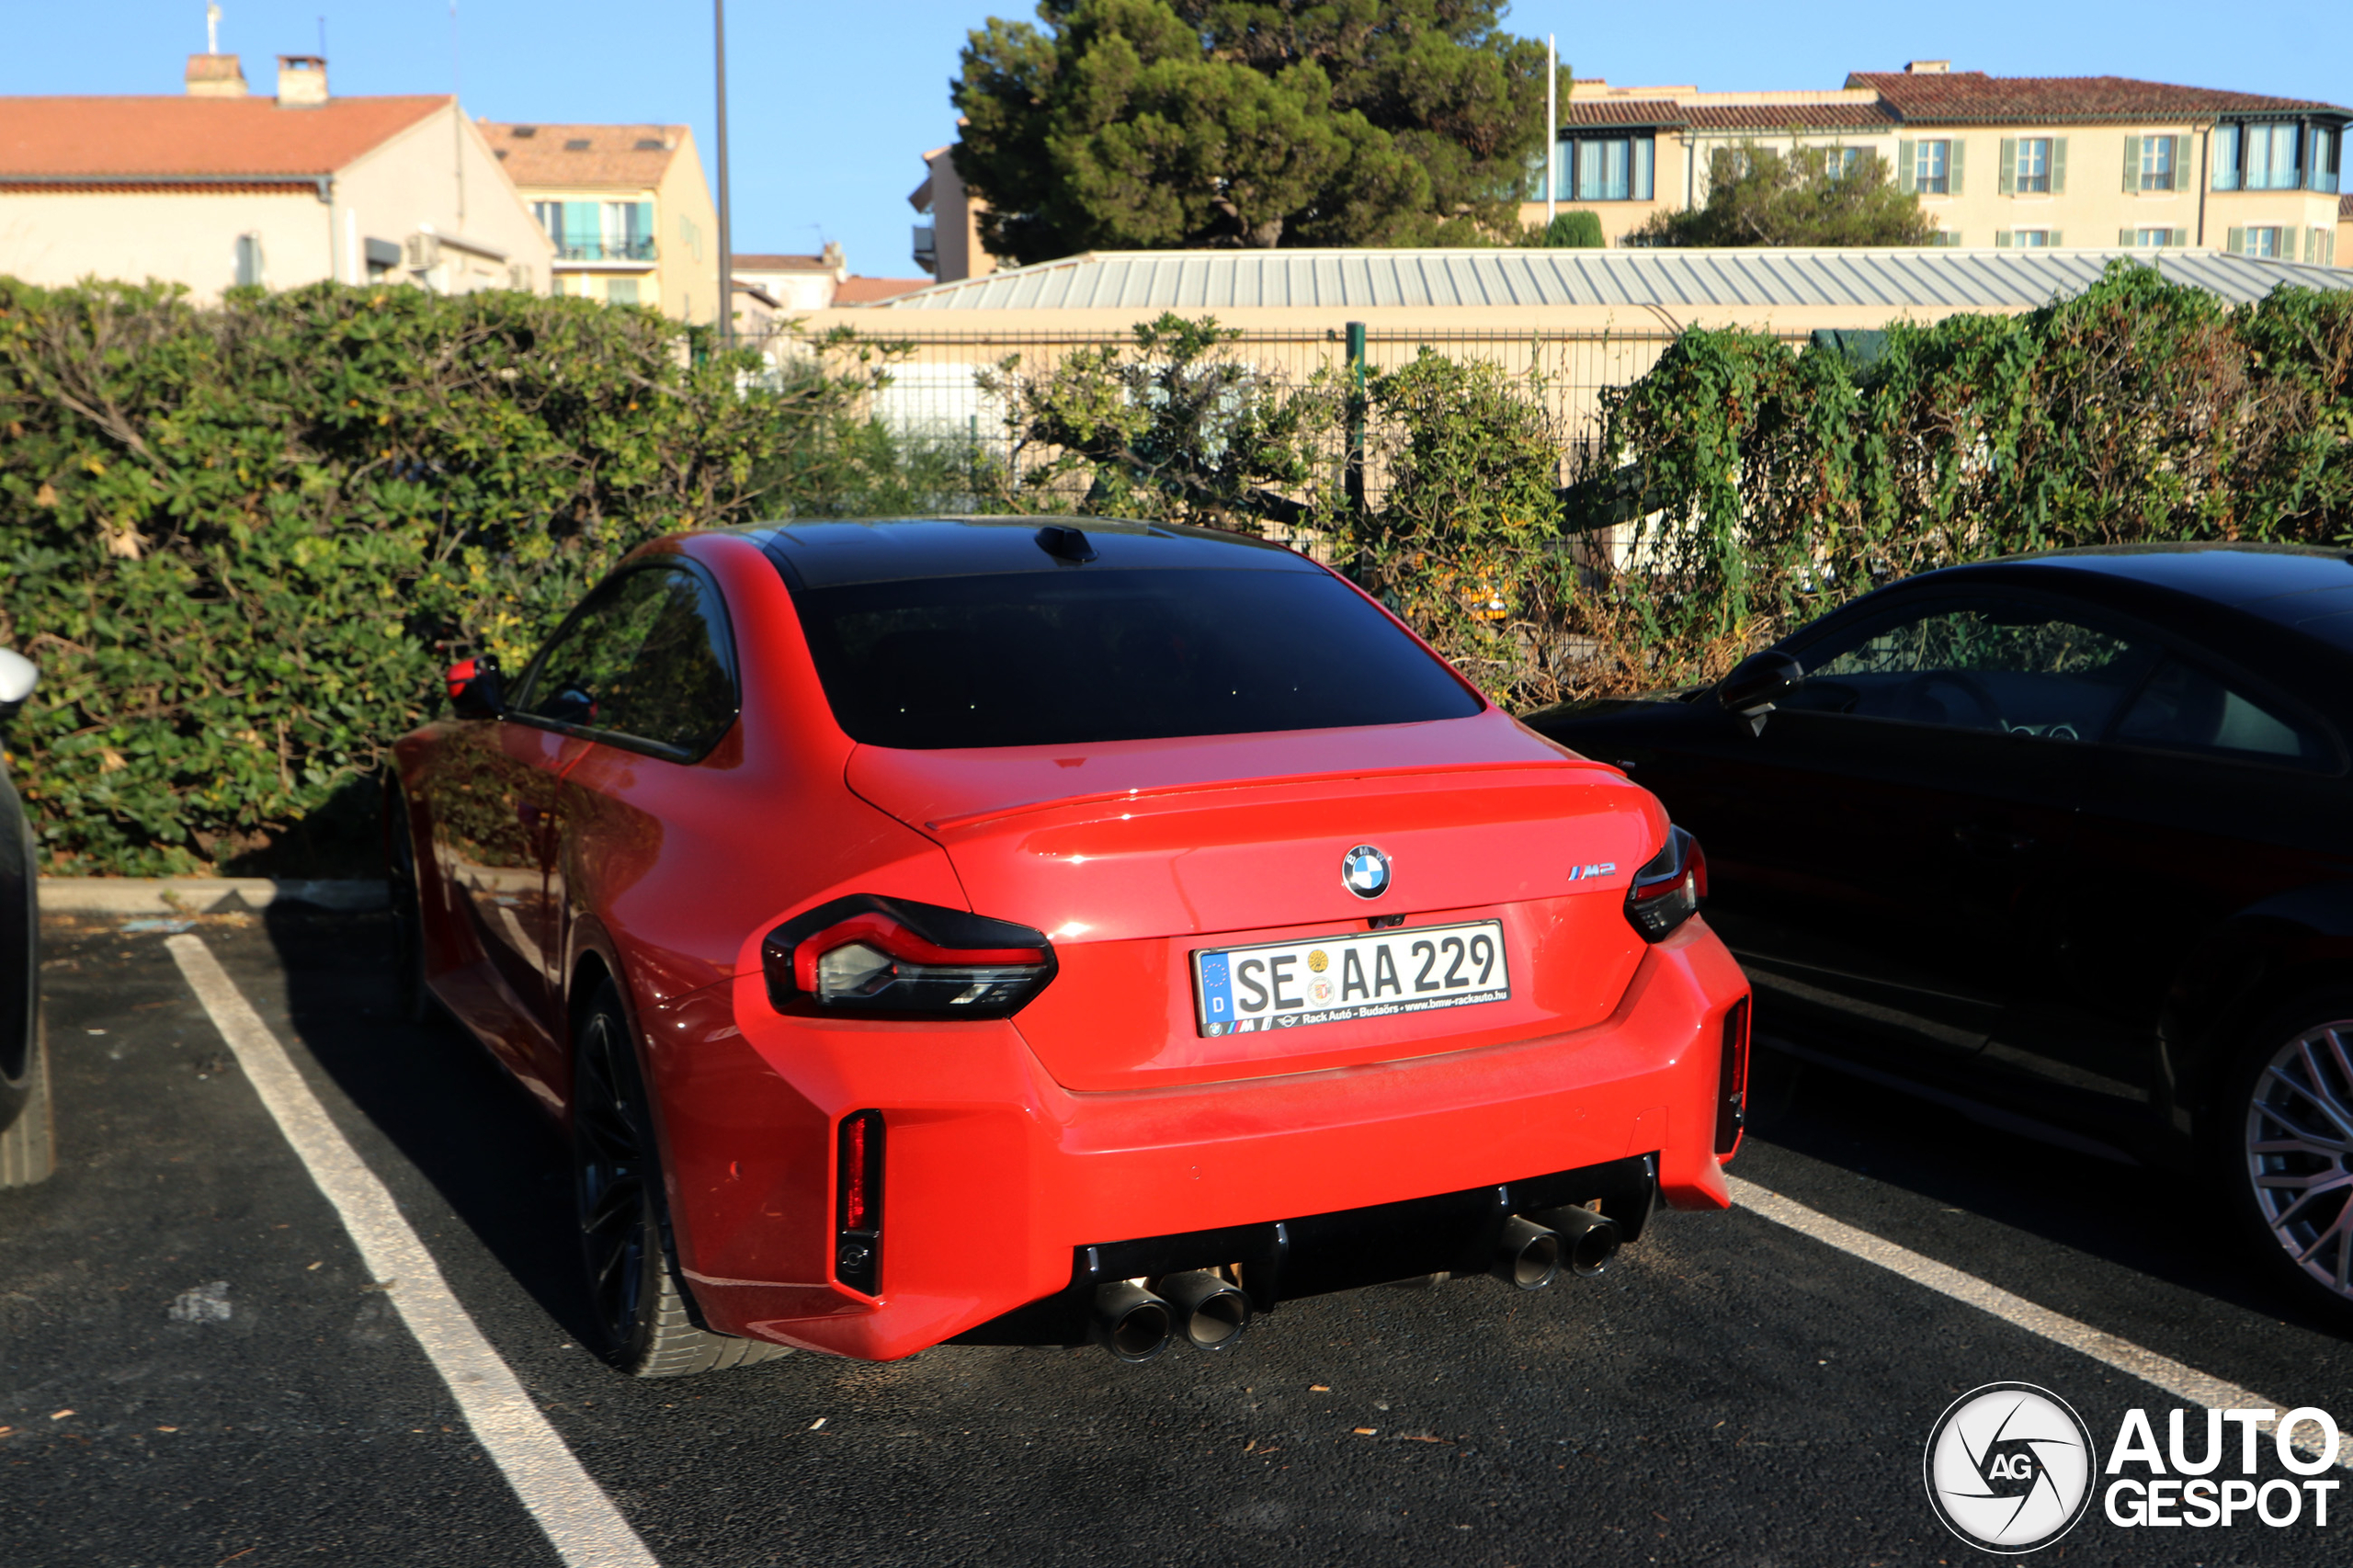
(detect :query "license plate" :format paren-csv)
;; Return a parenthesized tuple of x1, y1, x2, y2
(1191, 920, 1509, 1037)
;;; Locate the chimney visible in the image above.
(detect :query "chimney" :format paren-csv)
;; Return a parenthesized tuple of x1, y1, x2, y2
(276, 54, 328, 108)
(1904, 60, 1951, 74)
(185, 54, 248, 97)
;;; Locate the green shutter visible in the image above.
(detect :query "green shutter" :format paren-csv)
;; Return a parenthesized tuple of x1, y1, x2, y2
(1995, 230, 2013, 247)
(1948, 137, 1965, 195)
(2226, 226, 2245, 255)
(2172, 228, 2189, 247)
(2176, 135, 2194, 193)
(2052, 138, 2068, 194)
(1898, 139, 1915, 194)
(2126, 134, 2142, 192)
(2049, 228, 2063, 247)
(1999, 137, 2016, 195)
(2120, 227, 2138, 246)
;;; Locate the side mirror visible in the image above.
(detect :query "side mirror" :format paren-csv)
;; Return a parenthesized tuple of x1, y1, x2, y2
(0, 649, 37, 721)
(1716, 651, 1803, 733)
(446, 654, 506, 720)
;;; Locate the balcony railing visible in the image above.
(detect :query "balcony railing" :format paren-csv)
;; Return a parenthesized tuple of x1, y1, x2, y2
(554, 238, 657, 263)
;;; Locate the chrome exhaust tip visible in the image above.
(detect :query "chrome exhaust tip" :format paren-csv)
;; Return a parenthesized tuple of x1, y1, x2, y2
(1490, 1214, 1562, 1291)
(1537, 1204, 1622, 1278)
(1158, 1270, 1251, 1350)
(1092, 1280, 1175, 1362)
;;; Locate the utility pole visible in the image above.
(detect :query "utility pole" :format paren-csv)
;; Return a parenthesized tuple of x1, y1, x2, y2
(714, 0, 734, 347)
(1546, 34, 1558, 225)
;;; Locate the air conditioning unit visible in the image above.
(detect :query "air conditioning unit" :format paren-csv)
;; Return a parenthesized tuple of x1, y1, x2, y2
(404, 233, 441, 270)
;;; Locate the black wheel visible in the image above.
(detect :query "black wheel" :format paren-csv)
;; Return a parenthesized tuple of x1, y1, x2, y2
(0, 1007, 53, 1188)
(571, 980, 790, 1377)
(384, 782, 438, 1027)
(2222, 992, 2353, 1315)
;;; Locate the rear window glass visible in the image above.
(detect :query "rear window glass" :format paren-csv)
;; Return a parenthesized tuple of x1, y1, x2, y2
(791, 568, 1483, 749)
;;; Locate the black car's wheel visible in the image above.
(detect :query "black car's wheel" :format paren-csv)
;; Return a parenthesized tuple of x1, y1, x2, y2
(2224, 994, 2353, 1313)
(384, 783, 438, 1027)
(0, 1006, 53, 1188)
(571, 980, 790, 1377)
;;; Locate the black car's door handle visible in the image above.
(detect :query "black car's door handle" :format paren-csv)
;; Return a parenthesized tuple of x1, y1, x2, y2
(1954, 823, 2037, 855)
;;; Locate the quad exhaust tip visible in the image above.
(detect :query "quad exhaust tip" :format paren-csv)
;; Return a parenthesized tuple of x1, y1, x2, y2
(1491, 1214, 1563, 1290)
(1092, 1280, 1175, 1362)
(1538, 1204, 1622, 1278)
(1159, 1270, 1251, 1350)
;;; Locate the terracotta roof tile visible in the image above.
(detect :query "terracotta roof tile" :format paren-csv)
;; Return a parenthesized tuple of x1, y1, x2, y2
(1685, 102, 1898, 131)
(1847, 71, 2348, 125)
(0, 95, 449, 176)
(482, 122, 683, 188)
(1563, 100, 1688, 128)
(732, 253, 834, 272)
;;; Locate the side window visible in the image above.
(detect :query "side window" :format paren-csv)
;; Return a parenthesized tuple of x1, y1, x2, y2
(2109, 656, 2329, 768)
(512, 565, 738, 756)
(1782, 600, 2153, 738)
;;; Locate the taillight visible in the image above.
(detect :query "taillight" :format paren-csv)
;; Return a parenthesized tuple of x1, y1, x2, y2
(761, 895, 1057, 1019)
(835, 1109, 883, 1294)
(1716, 995, 1750, 1156)
(1624, 824, 1707, 942)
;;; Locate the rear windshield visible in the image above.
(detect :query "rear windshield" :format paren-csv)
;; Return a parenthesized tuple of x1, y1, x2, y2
(791, 568, 1483, 749)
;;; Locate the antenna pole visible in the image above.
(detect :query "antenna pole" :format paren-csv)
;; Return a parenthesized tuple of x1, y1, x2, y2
(206, 4, 221, 55)
(1546, 34, 1558, 225)
(714, 0, 734, 347)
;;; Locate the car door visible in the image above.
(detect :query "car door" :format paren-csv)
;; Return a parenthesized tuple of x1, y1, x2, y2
(2068, 648, 2352, 1104)
(1695, 593, 2155, 1084)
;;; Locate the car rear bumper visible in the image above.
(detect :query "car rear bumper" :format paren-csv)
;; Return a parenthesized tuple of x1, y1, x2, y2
(643, 918, 1747, 1361)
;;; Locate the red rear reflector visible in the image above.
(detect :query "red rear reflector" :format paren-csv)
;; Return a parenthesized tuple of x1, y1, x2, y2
(1716, 995, 1751, 1156)
(835, 1110, 884, 1295)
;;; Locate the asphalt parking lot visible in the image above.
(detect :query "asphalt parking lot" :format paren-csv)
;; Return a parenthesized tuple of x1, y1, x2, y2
(5, 909, 2350, 1567)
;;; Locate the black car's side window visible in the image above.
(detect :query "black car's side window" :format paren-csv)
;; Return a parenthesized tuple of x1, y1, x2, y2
(510, 564, 739, 757)
(1782, 601, 2154, 739)
(2109, 656, 2329, 768)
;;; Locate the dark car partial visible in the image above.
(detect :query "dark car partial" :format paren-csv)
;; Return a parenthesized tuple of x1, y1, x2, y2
(1527, 544, 2353, 1314)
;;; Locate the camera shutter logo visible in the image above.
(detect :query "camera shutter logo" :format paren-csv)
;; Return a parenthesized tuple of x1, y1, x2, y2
(1923, 1382, 2097, 1553)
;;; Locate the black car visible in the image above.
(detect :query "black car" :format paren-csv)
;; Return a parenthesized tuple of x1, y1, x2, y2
(1526, 544, 2353, 1313)
(0, 647, 50, 1188)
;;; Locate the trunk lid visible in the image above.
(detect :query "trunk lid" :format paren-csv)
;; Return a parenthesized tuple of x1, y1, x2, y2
(845, 715, 1665, 1091)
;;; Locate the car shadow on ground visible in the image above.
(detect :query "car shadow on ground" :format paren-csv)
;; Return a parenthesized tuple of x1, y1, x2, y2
(1743, 1037, 2352, 1340)
(257, 904, 602, 1350)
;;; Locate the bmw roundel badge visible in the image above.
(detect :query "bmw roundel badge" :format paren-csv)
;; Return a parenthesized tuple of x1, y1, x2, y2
(1341, 845, 1392, 900)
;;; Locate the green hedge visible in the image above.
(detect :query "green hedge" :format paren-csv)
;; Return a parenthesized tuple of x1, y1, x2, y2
(0, 278, 904, 874)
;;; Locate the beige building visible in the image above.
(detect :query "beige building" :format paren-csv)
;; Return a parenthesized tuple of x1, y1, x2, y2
(733, 244, 930, 311)
(909, 144, 998, 283)
(0, 53, 552, 300)
(1522, 62, 2347, 265)
(482, 121, 720, 322)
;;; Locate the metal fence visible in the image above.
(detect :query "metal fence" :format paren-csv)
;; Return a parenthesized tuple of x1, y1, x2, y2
(807, 324, 1714, 511)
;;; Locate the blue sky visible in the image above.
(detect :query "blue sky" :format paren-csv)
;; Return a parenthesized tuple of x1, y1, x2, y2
(7, 4, 2347, 279)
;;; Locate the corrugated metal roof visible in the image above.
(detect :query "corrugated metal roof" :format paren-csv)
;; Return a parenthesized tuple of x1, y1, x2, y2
(877, 248, 2353, 313)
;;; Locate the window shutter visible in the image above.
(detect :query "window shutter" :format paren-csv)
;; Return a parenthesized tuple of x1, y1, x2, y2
(2176, 135, 2195, 192)
(1996, 230, 2013, 248)
(2052, 138, 2068, 193)
(2172, 228, 2189, 247)
(2126, 134, 2141, 192)
(2049, 228, 2063, 247)
(2226, 226, 2245, 255)
(1948, 137, 1965, 195)
(1898, 139, 1915, 194)
(1999, 138, 2016, 195)
(2120, 227, 2137, 247)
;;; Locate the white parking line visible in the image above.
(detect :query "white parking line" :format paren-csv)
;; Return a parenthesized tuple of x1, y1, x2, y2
(166, 936, 663, 1568)
(1730, 1175, 2353, 1470)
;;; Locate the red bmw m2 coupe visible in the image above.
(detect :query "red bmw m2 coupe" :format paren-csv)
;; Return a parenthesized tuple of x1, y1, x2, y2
(388, 518, 1750, 1373)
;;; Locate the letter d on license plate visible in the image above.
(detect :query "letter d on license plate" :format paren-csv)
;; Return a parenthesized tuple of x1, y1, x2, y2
(1191, 920, 1509, 1037)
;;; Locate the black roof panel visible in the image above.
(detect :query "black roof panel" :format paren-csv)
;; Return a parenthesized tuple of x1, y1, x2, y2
(740, 517, 1311, 589)
(2006, 542, 2353, 606)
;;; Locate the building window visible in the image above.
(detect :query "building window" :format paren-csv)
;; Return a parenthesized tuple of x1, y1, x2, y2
(533, 200, 655, 261)
(606, 278, 641, 305)
(2016, 138, 2052, 193)
(2125, 227, 2188, 248)
(1908, 139, 1955, 196)
(2312, 127, 2342, 195)
(233, 233, 264, 288)
(1997, 229, 2059, 248)
(2309, 227, 2338, 267)
(1563, 135, 1654, 201)
(2134, 135, 2177, 192)
(1820, 146, 1862, 180)
(2232, 225, 2285, 257)
(2217, 124, 2304, 191)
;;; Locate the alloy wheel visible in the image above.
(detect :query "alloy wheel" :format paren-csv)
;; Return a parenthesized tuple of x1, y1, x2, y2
(574, 1008, 655, 1349)
(2243, 1019, 2353, 1302)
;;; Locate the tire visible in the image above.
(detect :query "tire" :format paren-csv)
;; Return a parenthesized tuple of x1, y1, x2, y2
(0, 1009, 55, 1188)
(2220, 992, 2353, 1316)
(571, 980, 790, 1377)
